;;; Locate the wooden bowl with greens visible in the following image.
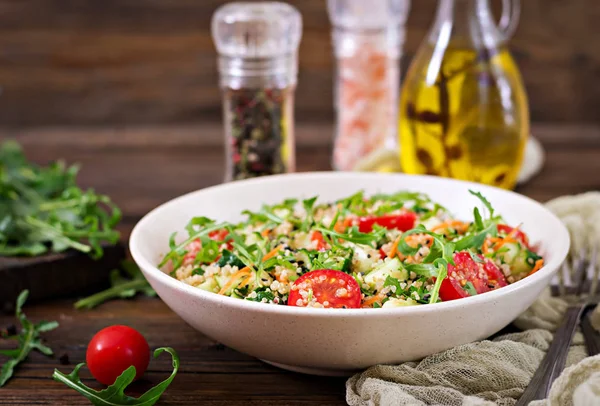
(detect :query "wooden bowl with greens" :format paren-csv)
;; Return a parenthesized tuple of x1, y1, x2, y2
(0, 141, 125, 308)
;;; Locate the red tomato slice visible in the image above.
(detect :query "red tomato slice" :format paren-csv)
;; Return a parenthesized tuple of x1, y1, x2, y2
(183, 230, 233, 266)
(439, 252, 490, 301)
(182, 239, 202, 266)
(288, 269, 361, 309)
(310, 231, 327, 251)
(357, 212, 417, 233)
(209, 229, 229, 241)
(497, 224, 530, 248)
(482, 257, 508, 289)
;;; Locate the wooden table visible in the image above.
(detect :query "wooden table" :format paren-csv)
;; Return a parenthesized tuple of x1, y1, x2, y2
(1, 123, 599, 405)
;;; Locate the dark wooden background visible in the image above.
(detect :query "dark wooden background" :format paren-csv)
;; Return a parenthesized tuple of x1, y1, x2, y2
(0, 0, 597, 127)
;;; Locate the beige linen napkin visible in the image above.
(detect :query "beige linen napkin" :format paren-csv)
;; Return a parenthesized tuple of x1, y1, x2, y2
(346, 192, 600, 406)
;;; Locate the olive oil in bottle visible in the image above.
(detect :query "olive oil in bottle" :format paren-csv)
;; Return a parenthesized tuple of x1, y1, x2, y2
(399, 0, 528, 189)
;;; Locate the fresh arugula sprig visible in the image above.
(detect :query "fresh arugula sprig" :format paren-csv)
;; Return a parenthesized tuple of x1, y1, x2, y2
(468, 190, 503, 230)
(0, 141, 121, 258)
(0, 290, 58, 387)
(74, 261, 156, 310)
(396, 225, 455, 304)
(383, 275, 435, 304)
(315, 225, 385, 246)
(52, 347, 179, 406)
(159, 218, 230, 269)
(300, 196, 318, 231)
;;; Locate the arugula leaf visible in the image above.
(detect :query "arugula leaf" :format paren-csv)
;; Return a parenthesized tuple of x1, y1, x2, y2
(158, 221, 229, 269)
(194, 238, 220, 264)
(191, 267, 205, 276)
(383, 275, 402, 292)
(397, 226, 454, 265)
(467, 250, 484, 263)
(404, 263, 439, 278)
(245, 287, 275, 303)
(463, 281, 477, 296)
(454, 223, 497, 252)
(300, 196, 318, 231)
(473, 207, 484, 231)
(0, 290, 58, 387)
(0, 141, 121, 258)
(242, 208, 284, 225)
(216, 249, 245, 268)
(428, 262, 447, 304)
(184, 216, 215, 235)
(315, 226, 385, 246)
(311, 246, 353, 272)
(336, 191, 365, 213)
(469, 190, 494, 218)
(74, 261, 156, 310)
(52, 347, 179, 406)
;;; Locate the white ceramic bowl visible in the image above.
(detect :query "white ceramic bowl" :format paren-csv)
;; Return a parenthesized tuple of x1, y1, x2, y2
(130, 172, 569, 376)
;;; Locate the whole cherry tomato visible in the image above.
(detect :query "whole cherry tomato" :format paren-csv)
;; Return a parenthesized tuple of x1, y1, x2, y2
(86, 325, 150, 386)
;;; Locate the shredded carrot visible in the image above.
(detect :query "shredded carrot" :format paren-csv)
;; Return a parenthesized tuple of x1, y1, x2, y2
(233, 245, 283, 290)
(529, 259, 544, 275)
(263, 245, 283, 261)
(388, 236, 402, 259)
(239, 273, 254, 288)
(494, 237, 517, 250)
(362, 294, 385, 308)
(218, 269, 251, 295)
(482, 237, 502, 254)
(431, 220, 469, 234)
(334, 217, 354, 233)
(261, 228, 271, 237)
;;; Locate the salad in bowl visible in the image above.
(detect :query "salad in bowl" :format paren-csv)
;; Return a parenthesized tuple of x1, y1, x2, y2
(162, 190, 543, 309)
(130, 172, 567, 375)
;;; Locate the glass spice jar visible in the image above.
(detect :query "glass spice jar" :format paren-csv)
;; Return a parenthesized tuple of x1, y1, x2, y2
(211, 2, 302, 182)
(327, 0, 410, 172)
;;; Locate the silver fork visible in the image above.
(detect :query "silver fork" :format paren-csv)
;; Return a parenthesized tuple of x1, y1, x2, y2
(515, 247, 599, 406)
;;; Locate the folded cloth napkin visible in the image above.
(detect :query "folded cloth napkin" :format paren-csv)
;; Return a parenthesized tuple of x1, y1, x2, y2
(346, 192, 600, 406)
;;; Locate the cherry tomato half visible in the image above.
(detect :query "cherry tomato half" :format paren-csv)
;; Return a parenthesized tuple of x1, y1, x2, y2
(183, 239, 202, 266)
(86, 325, 150, 386)
(483, 258, 508, 289)
(357, 212, 417, 233)
(439, 252, 490, 301)
(183, 230, 233, 266)
(208, 229, 229, 241)
(288, 269, 361, 309)
(497, 224, 530, 248)
(310, 231, 327, 251)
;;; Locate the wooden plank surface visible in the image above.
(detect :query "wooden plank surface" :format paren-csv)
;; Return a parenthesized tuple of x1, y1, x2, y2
(0, 298, 347, 405)
(0, 0, 598, 126)
(1, 122, 599, 405)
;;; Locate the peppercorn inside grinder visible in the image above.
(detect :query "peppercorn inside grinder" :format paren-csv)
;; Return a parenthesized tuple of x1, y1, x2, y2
(211, 2, 302, 182)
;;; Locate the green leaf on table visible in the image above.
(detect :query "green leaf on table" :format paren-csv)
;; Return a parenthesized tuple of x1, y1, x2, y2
(0, 290, 59, 387)
(0, 141, 121, 258)
(74, 260, 156, 310)
(52, 347, 179, 406)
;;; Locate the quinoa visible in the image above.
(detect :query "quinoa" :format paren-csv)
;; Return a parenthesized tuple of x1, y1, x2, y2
(163, 190, 542, 309)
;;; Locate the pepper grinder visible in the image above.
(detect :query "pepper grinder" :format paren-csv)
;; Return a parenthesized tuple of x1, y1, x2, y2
(211, 2, 302, 182)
